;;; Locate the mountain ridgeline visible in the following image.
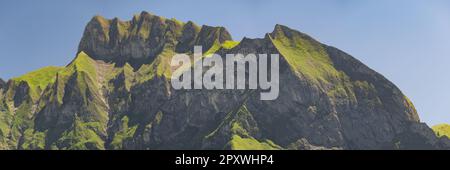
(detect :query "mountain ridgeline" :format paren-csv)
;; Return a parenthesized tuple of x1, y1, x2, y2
(0, 11, 449, 150)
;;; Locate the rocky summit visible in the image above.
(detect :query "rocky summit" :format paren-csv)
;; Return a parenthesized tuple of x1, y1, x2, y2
(0, 11, 449, 150)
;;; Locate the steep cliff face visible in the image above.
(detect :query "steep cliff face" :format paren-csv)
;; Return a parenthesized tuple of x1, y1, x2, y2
(0, 12, 448, 150)
(78, 11, 231, 68)
(0, 79, 5, 90)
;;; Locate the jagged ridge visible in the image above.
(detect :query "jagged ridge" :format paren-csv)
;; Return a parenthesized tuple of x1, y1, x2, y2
(0, 12, 449, 150)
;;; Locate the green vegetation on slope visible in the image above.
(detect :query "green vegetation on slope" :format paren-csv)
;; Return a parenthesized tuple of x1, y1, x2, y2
(269, 26, 341, 85)
(134, 35, 236, 82)
(56, 116, 105, 150)
(136, 47, 175, 82)
(49, 52, 109, 149)
(229, 134, 281, 150)
(222, 40, 240, 49)
(228, 121, 282, 150)
(204, 103, 282, 150)
(63, 51, 98, 79)
(227, 105, 282, 150)
(1, 66, 62, 149)
(270, 25, 368, 104)
(204, 40, 240, 56)
(1, 51, 123, 150)
(12, 66, 62, 90)
(55, 51, 100, 104)
(12, 66, 62, 100)
(110, 116, 137, 149)
(0, 109, 12, 148)
(21, 129, 46, 150)
(432, 124, 450, 138)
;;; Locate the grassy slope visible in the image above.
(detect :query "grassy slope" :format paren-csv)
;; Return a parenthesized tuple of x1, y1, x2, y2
(55, 52, 109, 150)
(12, 66, 62, 100)
(110, 116, 138, 149)
(204, 40, 240, 56)
(230, 135, 281, 150)
(12, 66, 62, 89)
(62, 51, 98, 78)
(227, 105, 282, 150)
(135, 47, 175, 82)
(432, 124, 450, 138)
(19, 52, 111, 149)
(55, 116, 105, 150)
(203, 102, 282, 150)
(2, 66, 62, 148)
(269, 26, 404, 109)
(55, 51, 100, 104)
(269, 28, 341, 85)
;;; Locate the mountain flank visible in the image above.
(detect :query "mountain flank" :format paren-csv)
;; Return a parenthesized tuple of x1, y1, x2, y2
(0, 11, 449, 150)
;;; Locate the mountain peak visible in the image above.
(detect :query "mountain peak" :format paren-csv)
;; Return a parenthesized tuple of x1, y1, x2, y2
(78, 11, 232, 68)
(139, 10, 153, 16)
(272, 24, 290, 35)
(270, 24, 319, 44)
(90, 15, 110, 29)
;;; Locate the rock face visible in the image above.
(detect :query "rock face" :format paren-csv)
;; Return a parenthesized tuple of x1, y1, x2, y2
(0, 12, 448, 150)
(0, 79, 5, 90)
(78, 11, 231, 68)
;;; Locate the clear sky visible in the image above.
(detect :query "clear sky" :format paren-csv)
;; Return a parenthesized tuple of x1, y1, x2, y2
(0, 0, 449, 126)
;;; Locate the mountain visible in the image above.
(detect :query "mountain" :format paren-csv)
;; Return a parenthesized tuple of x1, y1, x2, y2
(433, 124, 450, 138)
(0, 11, 449, 150)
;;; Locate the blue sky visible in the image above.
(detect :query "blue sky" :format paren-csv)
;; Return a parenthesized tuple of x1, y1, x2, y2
(0, 0, 449, 125)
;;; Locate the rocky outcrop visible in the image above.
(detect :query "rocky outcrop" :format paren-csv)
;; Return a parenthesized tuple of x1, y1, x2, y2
(0, 79, 5, 90)
(78, 11, 231, 68)
(0, 12, 448, 150)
